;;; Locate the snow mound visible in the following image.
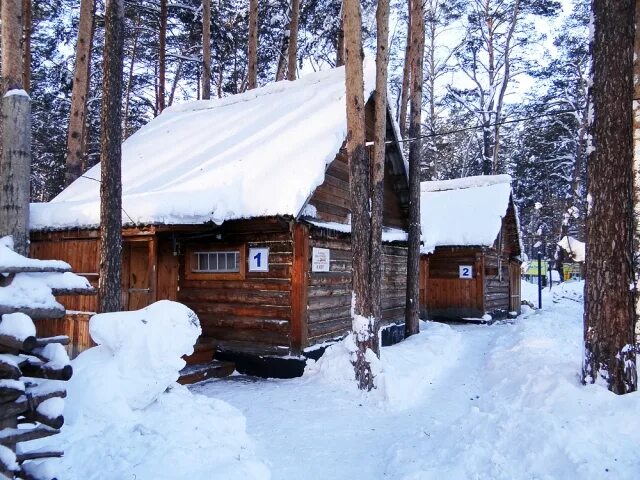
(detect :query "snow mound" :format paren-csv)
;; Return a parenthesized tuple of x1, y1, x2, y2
(304, 332, 384, 398)
(52, 384, 270, 480)
(68, 300, 201, 417)
(44, 300, 270, 479)
(304, 321, 463, 410)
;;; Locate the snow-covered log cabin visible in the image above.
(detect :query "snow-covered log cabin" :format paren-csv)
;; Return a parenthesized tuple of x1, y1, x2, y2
(419, 175, 522, 321)
(28, 65, 410, 372)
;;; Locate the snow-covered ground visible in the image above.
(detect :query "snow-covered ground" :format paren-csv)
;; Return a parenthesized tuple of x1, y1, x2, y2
(191, 280, 640, 480)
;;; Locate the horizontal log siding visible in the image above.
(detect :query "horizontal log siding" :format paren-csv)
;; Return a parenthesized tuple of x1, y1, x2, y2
(307, 229, 407, 346)
(177, 228, 294, 357)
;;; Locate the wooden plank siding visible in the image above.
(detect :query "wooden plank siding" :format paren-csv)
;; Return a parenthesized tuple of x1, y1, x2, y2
(306, 227, 407, 346)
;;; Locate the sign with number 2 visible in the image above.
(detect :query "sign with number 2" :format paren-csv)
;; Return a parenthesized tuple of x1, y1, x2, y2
(459, 265, 473, 279)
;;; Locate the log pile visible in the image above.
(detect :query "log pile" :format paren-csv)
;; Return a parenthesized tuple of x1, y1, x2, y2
(0, 237, 94, 479)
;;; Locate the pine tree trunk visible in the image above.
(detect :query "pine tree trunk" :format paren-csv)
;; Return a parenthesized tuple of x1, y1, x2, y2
(247, 0, 258, 90)
(22, 0, 31, 92)
(370, 0, 390, 357)
(583, 0, 637, 394)
(0, 0, 31, 256)
(123, 11, 141, 138)
(633, 0, 640, 343)
(398, 1, 411, 139)
(99, 0, 125, 313)
(404, 0, 424, 337)
(202, 0, 212, 99)
(65, 0, 95, 186)
(336, 13, 345, 67)
(343, 0, 374, 390)
(157, 0, 167, 113)
(286, 0, 300, 81)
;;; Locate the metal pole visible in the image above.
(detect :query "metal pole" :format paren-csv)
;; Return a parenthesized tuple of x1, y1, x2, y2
(537, 252, 542, 309)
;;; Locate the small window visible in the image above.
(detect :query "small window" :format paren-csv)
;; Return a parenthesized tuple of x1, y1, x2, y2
(192, 251, 240, 273)
(185, 244, 246, 281)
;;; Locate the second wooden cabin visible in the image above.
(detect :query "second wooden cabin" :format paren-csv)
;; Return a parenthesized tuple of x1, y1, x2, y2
(29, 64, 410, 374)
(419, 175, 522, 321)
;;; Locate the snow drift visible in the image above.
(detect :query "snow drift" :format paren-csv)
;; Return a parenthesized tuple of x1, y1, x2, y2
(42, 301, 270, 479)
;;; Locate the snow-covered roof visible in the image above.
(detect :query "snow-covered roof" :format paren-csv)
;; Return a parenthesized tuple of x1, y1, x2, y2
(420, 175, 514, 254)
(557, 236, 585, 262)
(30, 64, 378, 231)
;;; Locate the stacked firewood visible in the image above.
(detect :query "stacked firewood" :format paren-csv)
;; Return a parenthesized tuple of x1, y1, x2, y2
(0, 238, 94, 480)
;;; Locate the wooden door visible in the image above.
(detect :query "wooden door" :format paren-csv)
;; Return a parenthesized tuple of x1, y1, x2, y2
(122, 240, 156, 310)
(509, 262, 521, 314)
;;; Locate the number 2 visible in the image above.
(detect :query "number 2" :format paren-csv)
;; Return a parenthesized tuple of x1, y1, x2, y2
(462, 267, 469, 276)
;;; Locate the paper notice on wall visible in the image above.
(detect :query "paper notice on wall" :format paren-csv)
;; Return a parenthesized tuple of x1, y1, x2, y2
(312, 247, 330, 272)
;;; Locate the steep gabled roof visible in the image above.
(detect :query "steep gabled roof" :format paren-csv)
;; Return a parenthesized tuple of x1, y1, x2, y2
(420, 175, 516, 253)
(30, 64, 379, 231)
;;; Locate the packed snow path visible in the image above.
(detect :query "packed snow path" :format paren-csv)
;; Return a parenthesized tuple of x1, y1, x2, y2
(193, 282, 640, 480)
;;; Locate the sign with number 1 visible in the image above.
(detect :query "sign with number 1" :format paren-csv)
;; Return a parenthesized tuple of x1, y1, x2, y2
(249, 248, 269, 272)
(459, 265, 473, 279)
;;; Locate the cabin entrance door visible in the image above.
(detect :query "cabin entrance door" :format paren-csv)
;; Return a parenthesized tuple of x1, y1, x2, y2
(122, 238, 157, 310)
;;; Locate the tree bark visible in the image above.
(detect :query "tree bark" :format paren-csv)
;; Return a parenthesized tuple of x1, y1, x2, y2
(405, 0, 424, 337)
(633, 0, 640, 343)
(582, 0, 637, 394)
(0, 0, 31, 256)
(65, 0, 95, 186)
(370, 0, 390, 356)
(343, 0, 374, 390)
(286, 0, 300, 81)
(99, 0, 125, 313)
(398, 1, 411, 139)
(123, 11, 141, 138)
(336, 12, 345, 67)
(247, 0, 258, 90)
(157, 0, 167, 113)
(202, 0, 211, 98)
(21, 0, 31, 92)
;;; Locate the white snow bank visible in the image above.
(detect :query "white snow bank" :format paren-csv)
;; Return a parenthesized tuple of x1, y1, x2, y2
(35, 300, 269, 479)
(52, 384, 270, 480)
(558, 235, 585, 262)
(304, 321, 463, 411)
(384, 280, 640, 480)
(420, 175, 513, 254)
(31, 63, 377, 231)
(68, 300, 201, 417)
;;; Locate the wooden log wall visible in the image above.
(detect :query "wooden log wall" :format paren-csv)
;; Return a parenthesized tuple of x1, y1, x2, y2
(306, 227, 407, 346)
(174, 220, 294, 357)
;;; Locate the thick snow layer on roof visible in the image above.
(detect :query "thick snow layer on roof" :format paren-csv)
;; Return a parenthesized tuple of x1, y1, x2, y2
(558, 236, 585, 262)
(30, 63, 376, 231)
(421, 175, 512, 254)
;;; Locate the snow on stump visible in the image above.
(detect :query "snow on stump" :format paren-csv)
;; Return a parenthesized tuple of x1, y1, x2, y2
(68, 300, 201, 417)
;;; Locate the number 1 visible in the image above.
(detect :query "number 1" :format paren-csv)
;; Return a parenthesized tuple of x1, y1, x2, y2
(254, 252, 261, 267)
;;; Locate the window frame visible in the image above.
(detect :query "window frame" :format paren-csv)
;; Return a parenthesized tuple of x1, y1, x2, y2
(184, 244, 246, 281)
